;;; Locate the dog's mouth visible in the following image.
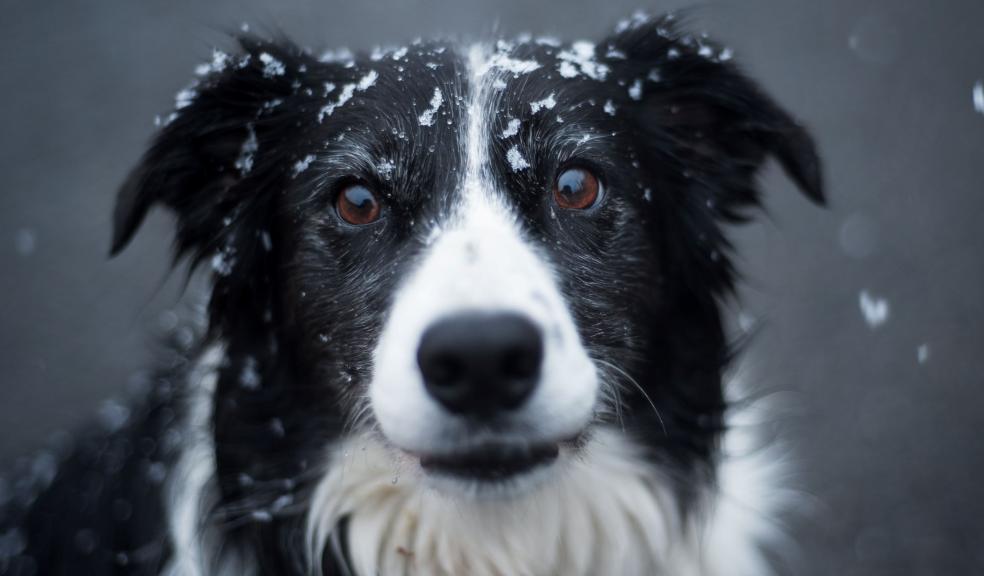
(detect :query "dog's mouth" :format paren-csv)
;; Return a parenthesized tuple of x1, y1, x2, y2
(417, 442, 560, 481)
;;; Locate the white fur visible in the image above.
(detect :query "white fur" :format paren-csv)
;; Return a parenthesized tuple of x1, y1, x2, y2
(304, 390, 790, 576)
(163, 345, 256, 576)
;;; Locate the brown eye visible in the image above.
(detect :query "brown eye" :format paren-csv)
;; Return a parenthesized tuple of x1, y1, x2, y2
(336, 184, 382, 225)
(553, 167, 601, 210)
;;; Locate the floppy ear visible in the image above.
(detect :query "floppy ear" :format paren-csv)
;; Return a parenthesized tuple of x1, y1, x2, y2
(112, 36, 331, 340)
(606, 16, 824, 221)
(110, 35, 314, 261)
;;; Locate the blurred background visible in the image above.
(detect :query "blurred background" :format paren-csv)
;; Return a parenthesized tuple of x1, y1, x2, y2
(1, 0, 982, 573)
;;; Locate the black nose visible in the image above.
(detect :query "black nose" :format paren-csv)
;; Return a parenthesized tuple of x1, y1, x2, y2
(417, 312, 543, 417)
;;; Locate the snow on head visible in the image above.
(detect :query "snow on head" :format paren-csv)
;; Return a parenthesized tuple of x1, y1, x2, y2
(292, 154, 316, 177)
(501, 118, 521, 139)
(506, 145, 530, 172)
(556, 41, 609, 80)
(473, 41, 541, 78)
(530, 93, 557, 114)
(859, 290, 890, 329)
(234, 124, 258, 175)
(259, 52, 286, 78)
(357, 69, 378, 90)
(319, 47, 355, 65)
(195, 49, 230, 76)
(974, 80, 984, 115)
(487, 53, 541, 75)
(377, 159, 396, 180)
(318, 70, 378, 122)
(418, 87, 443, 127)
(174, 87, 197, 110)
(603, 100, 617, 116)
(615, 10, 652, 34)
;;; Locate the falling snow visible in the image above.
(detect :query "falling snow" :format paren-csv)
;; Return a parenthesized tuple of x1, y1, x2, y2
(97, 400, 130, 433)
(603, 99, 617, 116)
(530, 93, 557, 114)
(974, 80, 984, 115)
(859, 290, 890, 328)
(917, 344, 931, 365)
(506, 145, 530, 172)
(501, 118, 521, 138)
(418, 87, 443, 127)
(628, 79, 643, 101)
(14, 228, 36, 255)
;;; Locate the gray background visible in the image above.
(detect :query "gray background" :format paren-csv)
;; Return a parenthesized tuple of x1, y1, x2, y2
(1, 0, 982, 574)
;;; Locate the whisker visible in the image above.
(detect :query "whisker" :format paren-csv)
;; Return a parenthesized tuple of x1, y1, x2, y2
(594, 359, 667, 437)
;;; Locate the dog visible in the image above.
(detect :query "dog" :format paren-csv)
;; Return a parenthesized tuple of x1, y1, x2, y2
(0, 11, 823, 576)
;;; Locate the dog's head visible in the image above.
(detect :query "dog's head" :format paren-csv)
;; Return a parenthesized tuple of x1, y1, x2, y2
(113, 13, 821, 526)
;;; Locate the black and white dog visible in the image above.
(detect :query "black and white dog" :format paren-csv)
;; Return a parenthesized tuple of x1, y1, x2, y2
(0, 11, 823, 576)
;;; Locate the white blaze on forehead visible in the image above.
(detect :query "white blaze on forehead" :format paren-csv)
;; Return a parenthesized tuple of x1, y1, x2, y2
(368, 43, 597, 454)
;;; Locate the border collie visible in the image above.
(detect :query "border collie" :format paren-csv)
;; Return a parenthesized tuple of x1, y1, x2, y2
(0, 11, 823, 576)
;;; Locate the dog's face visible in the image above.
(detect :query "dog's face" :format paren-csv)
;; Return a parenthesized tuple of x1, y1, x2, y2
(113, 14, 821, 515)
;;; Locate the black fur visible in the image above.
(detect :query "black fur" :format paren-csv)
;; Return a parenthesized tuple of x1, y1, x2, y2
(1, 13, 822, 575)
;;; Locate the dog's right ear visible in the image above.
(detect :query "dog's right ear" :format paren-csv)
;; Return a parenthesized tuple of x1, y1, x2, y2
(110, 36, 315, 261)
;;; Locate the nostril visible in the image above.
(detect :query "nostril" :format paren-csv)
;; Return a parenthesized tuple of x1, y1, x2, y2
(417, 312, 543, 416)
(425, 353, 464, 387)
(501, 344, 541, 379)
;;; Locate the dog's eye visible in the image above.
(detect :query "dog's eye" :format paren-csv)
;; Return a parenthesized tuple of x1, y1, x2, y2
(553, 167, 602, 210)
(336, 184, 382, 225)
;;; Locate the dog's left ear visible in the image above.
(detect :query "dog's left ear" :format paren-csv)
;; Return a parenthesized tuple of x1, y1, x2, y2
(606, 16, 824, 215)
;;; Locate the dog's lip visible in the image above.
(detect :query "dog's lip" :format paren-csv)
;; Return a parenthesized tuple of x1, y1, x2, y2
(414, 441, 560, 481)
